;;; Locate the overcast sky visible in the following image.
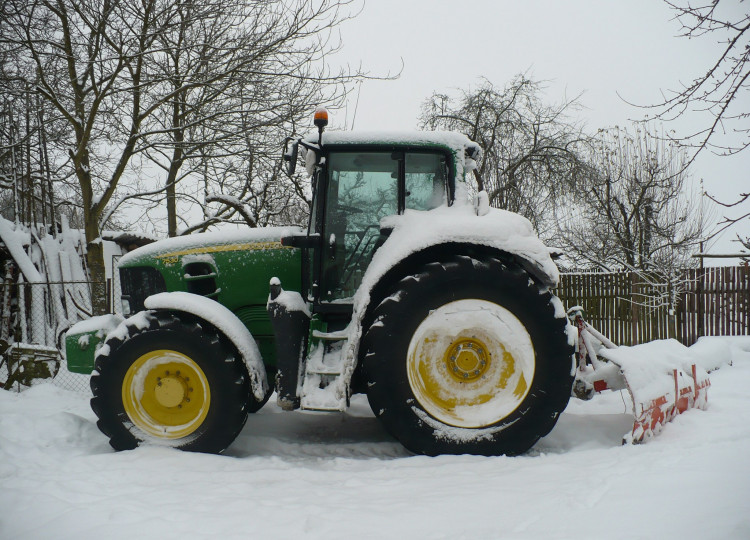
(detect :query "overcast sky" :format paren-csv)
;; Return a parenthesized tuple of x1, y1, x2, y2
(330, 0, 749, 256)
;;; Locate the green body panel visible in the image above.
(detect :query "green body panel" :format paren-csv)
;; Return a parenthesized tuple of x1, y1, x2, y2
(66, 228, 303, 374)
(65, 330, 103, 374)
(123, 239, 302, 314)
(64, 314, 124, 374)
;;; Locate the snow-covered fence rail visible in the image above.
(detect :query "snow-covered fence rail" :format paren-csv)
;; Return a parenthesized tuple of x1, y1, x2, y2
(555, 266, 750, 346)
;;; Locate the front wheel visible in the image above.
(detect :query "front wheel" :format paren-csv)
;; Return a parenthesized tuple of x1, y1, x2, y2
(90, 311, 252, 453)
(362, 255, 573, 456)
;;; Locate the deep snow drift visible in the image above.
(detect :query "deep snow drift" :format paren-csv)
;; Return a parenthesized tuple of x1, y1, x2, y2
(1, 337, 749, 540)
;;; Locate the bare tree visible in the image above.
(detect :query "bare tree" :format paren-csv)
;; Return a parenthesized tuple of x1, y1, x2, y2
(557, 125, 709, 273)
(135, 0, 356, 236)
(634, 1, 750, 254)
(0, 65, 65, 231)
(704, 190, 750, 251)
(2, 0, 362, 314)
(419, 76, 588, 234)
(644, 1, 750, 156)
(3, 0, 181, 313)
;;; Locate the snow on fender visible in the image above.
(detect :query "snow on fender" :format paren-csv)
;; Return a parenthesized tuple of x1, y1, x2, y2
(143, 291, 268, 400)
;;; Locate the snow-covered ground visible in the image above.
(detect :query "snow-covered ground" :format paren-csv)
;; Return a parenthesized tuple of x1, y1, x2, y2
(2, 338, 749, 540)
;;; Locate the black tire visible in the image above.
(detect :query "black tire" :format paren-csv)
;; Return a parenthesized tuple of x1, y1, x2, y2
(362, 255, 574, 456)
(246, 384, 273, 414)
(90, 311, 253, 453)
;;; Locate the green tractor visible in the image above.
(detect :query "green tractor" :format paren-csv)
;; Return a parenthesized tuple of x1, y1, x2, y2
(66, 110, 574, 456)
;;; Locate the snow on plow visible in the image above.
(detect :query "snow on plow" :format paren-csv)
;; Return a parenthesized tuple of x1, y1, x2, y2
(568, 307, 710, 444)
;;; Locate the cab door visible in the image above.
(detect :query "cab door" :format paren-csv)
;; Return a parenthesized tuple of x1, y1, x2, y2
(319, 152, 398, 301)
(317, 150, 449, 303)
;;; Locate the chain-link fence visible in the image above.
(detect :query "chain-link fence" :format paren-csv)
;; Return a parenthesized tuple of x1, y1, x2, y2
(1, 275, 121, 394)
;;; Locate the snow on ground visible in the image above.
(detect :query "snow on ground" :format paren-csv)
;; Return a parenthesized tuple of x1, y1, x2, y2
(1, 339, 749, 540)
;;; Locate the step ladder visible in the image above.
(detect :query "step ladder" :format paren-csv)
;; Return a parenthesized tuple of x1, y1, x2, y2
(300, 329, 349, 411)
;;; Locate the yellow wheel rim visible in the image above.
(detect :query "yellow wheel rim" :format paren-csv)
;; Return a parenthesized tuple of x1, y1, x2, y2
(122, 349, 210, 440)
(406, 299, 535, 428)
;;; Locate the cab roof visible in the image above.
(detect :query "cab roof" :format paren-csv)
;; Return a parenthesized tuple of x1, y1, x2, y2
(305, 130, 481, 158)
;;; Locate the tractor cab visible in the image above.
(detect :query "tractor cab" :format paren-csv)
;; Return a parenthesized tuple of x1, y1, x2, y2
(282, 109, 469, 309)
(314, 149, 449, 302)
(268, 111, 486, 411)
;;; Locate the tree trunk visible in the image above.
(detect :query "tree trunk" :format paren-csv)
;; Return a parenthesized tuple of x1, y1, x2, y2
(80, 148, 109, 315)
(166, 174, 177, 237)
(166, 97, 184, 238)
(85, 234, 109, 316)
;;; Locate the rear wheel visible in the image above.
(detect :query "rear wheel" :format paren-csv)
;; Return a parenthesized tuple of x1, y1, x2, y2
(91, 311, 252, 453)
(362, 255, 573, 456)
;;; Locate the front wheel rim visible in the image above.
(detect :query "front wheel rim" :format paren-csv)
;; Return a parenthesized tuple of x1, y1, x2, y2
(122, 349, 211, 440)
(406, 299, 535, 428)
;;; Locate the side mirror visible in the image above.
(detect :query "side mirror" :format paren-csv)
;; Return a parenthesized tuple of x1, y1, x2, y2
(281, 233, 321, 249)
(283, 137, 298, 177)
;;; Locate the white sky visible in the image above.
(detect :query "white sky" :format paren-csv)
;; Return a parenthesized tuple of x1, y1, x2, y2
(330, 0, 750, 258)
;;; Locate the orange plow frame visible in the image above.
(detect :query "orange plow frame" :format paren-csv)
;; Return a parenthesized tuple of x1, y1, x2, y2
(628, 364, 710, 443)
(568, 307, 710, 444)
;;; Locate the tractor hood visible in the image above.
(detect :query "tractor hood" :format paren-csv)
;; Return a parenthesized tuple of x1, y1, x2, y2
(119, 226, 304, 267)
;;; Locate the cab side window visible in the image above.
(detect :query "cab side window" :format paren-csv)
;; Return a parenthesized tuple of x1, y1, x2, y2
(405, 153, 447, 211)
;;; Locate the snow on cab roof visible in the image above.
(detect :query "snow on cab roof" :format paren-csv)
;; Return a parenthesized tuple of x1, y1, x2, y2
(306, 130, 481, 154)
(304, 131, 482, 180)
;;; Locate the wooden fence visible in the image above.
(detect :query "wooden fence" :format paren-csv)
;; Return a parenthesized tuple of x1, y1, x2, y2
(555, 266, 750, 346)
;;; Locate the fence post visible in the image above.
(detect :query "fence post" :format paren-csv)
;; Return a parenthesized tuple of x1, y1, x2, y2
(675, 269, 686, 345)
(630, 271, 637, 345)
(697, 244, 704, 339)
(106, 278, 112, 314)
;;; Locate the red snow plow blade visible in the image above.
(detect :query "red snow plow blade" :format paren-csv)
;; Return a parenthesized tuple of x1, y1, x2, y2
(569, 308, 710, 444)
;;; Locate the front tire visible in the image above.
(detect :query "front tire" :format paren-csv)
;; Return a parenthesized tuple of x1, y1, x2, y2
(91, 311, 251, 453)
(362, 255, 573, 456)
